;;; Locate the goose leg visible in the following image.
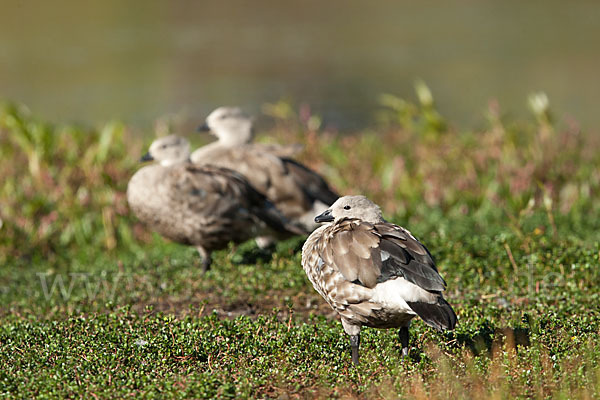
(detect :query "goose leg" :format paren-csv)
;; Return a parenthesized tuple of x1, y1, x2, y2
(350, 334, 360, 365)
(399, 326, 409, 357)
(196, 246, 212, 273)
(341, 319, 362, 366)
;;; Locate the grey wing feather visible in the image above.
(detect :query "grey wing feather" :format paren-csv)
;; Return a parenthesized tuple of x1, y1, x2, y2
(196, 145, 337, 219)
(319, 220, 447, 292)
(377, 237, 446, 291)
(406, 298, 457, 330)
(280, 157, 339, 206)
(180, 165, 304, 237)
(315, 220, 380, 288)
(204, 148, 311, 217)
(376, 229, 447, 291)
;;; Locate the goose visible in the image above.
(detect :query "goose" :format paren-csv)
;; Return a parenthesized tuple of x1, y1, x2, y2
(191, 107, 339, 235)
(301, 195, 457, 365)
(127, 135, 304, 272)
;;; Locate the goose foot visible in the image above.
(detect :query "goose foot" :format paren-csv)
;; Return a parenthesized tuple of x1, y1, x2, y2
(350, 334, 360, 365)
(399, 326, 409, 358)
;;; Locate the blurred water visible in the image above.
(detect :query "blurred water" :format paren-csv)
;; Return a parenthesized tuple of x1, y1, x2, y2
(1, 0, 599, 132)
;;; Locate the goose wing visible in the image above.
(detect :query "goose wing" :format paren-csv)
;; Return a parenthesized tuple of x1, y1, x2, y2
(202, 147, 316, 218)
(280, 157, 339, 206)
(317, 219, 446, 292)
(168, 164, 249, 217)
(171, 165, 304, 236)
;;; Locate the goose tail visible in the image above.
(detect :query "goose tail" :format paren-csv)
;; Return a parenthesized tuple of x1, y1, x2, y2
(406, 297, 457, 331)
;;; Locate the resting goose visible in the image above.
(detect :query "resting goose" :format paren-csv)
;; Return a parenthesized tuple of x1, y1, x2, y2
(127, 135, 303, 271)
(191, 106, 338, 234)
(301, 195, 457, 365)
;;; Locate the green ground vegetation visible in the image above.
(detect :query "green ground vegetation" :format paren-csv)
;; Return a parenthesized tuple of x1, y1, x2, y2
(0, 89, 599, 398)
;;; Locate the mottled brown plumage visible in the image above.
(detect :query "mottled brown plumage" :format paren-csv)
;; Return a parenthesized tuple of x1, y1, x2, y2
(192, 107, 338, 233)
(127, 136, 303, 271)
(302, 195, 456, 364)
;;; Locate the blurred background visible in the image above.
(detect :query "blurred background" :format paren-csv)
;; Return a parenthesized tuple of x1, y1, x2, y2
(1, 0, 599, 132)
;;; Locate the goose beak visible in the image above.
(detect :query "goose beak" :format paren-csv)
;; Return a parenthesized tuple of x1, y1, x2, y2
(140, 152, 154, 162)
(314, 209, 334, 223)
(197, 122, 210, 132)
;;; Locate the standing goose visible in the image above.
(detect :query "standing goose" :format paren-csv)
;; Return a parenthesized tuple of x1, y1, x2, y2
(301, 195, 457, 365)
(191, 106, 338, 234)
(127, 135, 304, 272)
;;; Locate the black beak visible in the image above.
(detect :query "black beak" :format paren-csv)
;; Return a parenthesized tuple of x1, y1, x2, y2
(314, 209, 334, 223)
(140, 152, 154, 162)
(197, 122, 211, 132)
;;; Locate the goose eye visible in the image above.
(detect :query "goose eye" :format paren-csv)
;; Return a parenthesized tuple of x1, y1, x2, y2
(344, 205, 351, 210)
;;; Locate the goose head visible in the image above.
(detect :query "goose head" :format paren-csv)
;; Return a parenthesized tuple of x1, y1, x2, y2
(197, 106, 254, 146)
(140, 135, 191, 167)
(315, 195, 385, 224)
